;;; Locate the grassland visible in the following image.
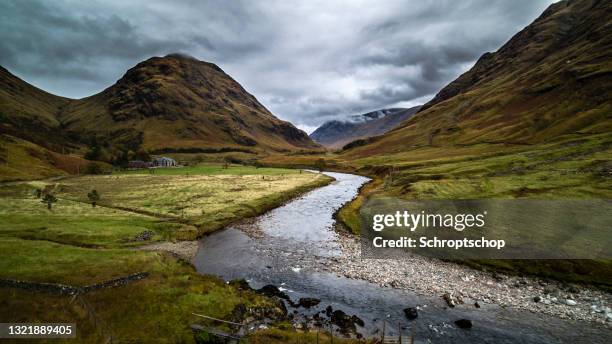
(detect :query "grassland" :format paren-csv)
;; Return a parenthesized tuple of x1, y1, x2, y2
(58, 164, 330, 238)
(118, 163, 304, 176)
(0, 164, 336, 342)
(350, 133, 611, 200)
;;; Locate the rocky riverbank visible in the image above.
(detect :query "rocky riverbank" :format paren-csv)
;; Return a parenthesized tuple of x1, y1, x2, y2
(316, 234, 612, 325)
(238, 224, 611, 326)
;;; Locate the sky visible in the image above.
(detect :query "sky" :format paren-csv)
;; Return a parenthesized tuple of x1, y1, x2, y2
(0, 0, 555, 133)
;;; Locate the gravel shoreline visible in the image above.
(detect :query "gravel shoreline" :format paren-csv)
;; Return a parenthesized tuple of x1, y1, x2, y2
(314, 232, 612, 326)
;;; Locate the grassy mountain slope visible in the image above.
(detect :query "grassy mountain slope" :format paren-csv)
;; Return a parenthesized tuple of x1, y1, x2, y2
(0, 66, 74, 153)
(60, 54, 317, 154)
(0, 67, 96, 181)
(0, 134, 97, 182)
(344, 0, 611, 159)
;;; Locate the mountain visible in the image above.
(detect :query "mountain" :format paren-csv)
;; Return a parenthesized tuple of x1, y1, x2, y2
(343, 0, 611, 158)
(0, 66, 89, 181)
(310, 107, 420, 149)
(0, 66, 74, 153)
(59, 54, 317, 156)
(0, 54, 318, 179)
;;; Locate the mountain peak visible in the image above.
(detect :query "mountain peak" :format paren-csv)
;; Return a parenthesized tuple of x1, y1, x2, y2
(164, 52, 198, 60)
(310, 107, 420, 148)
(102, 54, 263, 123)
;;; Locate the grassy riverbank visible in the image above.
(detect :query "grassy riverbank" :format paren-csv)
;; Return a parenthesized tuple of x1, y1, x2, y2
(0, 165, 336, 342)
(265, 133, 612, 288)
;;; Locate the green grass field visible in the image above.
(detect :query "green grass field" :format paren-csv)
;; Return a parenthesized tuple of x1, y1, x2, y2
(0, 164, 336, 342)
(0, 238, 280, 342)
(58, 165, 330, 238)
(118, 163, 302, 176)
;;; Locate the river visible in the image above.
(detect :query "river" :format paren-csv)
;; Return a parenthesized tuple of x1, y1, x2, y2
(194, 171, 610, 343)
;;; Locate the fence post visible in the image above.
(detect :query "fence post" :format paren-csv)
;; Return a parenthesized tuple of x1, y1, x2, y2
(382, 320, 386, 342)
(398, 321, 402, 344)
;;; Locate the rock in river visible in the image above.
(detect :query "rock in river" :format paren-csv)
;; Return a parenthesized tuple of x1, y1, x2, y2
(297, 297, 321, 308)
(455, 319, 473, 329)
(442, 292, 456, 307)
(330, 310, 364, 335)
(257, 284, 290, 301)
(403, 307, 418, 320)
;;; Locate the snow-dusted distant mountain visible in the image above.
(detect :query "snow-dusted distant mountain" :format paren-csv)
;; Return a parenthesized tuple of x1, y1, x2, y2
(310, 106, 421, 149)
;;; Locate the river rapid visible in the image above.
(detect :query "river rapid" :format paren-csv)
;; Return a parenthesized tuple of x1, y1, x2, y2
(194, 171, 611, 343)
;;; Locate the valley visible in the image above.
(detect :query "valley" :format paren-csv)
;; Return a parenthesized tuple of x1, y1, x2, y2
(0, 0, 610, 342)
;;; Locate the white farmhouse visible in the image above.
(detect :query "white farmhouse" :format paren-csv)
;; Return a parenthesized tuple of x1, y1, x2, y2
(153, 157, 177, 167)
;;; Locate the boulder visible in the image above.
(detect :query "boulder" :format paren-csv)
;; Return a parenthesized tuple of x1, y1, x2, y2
(297, 297, 321, 308)
(403, 307, 418, 320)
(330, 310, 364, 335)
(442, 293, 456, 307)
(352, 315, 365, 327)
(455, 319, 473, 329)
(257, 284, 290, 301)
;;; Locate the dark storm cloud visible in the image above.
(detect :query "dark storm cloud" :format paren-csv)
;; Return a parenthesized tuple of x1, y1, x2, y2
(0, 0, 554, 131)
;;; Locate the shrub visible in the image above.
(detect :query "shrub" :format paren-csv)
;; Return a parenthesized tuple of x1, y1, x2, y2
(87, 189, 100, 207)
(315, 158, 326, 172)
(41, 193, 57, 210)
(85, 162, 103, 175)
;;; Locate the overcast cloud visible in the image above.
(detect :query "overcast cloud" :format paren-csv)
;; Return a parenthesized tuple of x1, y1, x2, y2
(0, 0, 554, 132)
